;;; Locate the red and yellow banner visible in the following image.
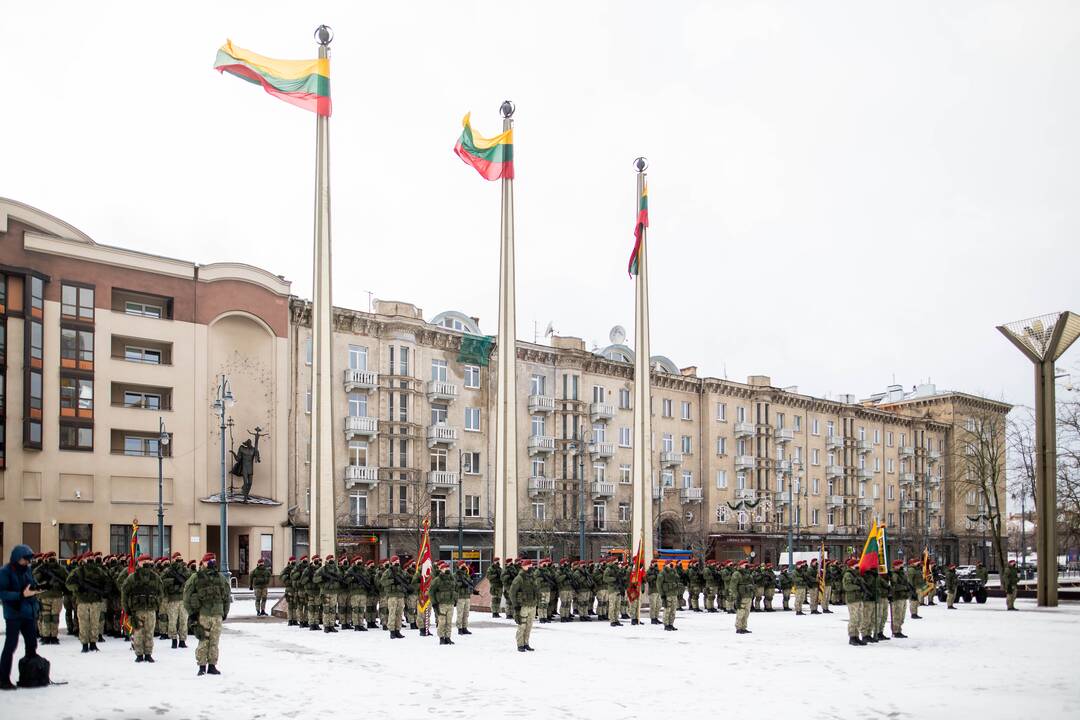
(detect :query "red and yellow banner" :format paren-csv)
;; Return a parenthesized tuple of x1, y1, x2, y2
(416, 518, 434, 614)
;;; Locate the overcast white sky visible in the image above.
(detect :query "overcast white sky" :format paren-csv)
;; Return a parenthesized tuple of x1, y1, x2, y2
(2, 1, 1077, 409)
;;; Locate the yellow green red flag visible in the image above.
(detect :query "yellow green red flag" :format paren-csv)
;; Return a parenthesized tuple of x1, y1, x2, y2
(214, 40, 331, 117)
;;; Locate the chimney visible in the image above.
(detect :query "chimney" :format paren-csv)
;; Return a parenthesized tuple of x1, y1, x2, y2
(680, 366, 698, 378)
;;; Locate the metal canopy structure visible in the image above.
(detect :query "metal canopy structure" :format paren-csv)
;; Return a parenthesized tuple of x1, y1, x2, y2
(997, 310, 1079, 606)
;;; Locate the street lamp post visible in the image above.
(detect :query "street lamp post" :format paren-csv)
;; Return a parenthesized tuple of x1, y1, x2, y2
(212, 374, 236, 580)
(567, 429, 591, 560)
(786, 471, 795, 567)
(457, 450, 464, 563)
(157, 417, 170, 558)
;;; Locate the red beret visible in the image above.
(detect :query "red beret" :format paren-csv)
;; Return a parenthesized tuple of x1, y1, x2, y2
(390, 555, 400, 563)
(201, 552, 217, 564)
(288, 556, 296, 562)
(893, 560, 904, 567)
(325, 555, 334, 561)
(172, 552, 183, 559)
(137, 553, 152, 562)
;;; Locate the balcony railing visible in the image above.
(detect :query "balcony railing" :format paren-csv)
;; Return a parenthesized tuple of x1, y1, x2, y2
(680, 487, 703, 502)
(589, 402, 615, 422)
(856, 468, 873, 481)
(660, 450, 683, 467)
(825, 435, 843, 450)
(428, 470, 459, 489)
(588, 441, 615, 459)
(826, 464, 843, 479)
(736, 488, 757, 501)
(826, 494, 844, 507)
(344, 415, 378, 439)
(426, 380, 458, 402)
(734, 422, 755, 438)
(901, 500, 916, 511)
(591, 481, 615, 497)
(528, 476, 556, 496)
(857, 497, 874, 509)
(652, 485, 663, 500)
(735, 455, 754, 471)
(426, 424, 458, 447)
(775, 459, 792, 474)
(343, 368, 378, 392)
(774, 428, 794, 444)
(528, 394, 555, 414)
(856, 439, 871, 454)
(528, 435, 556, 455)
(928, 450, 941, 464)
(344, 464, 379, 488)
(929, 475, 942, 486)
(773, 492, 789, 506)
(899, 445, 915, 458)
(899, 472, 916, 485)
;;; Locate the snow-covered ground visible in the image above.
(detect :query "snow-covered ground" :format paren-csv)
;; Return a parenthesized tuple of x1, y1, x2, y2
(3, 597, 1077, 719)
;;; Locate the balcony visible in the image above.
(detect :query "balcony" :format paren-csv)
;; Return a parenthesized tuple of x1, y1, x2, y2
(826, 464, 843, 479)
(343, 368, 378, 392)
(928, 500, 942, 513)
(901, 500, 916, 511)
(426, 380, 458, 402)
(899, 445, 915, 458)
(528, 394, 555, 414)
(344, 415, 378, 439)
(652, 485, 664, 500)
(344, 465, 379, 488)
(426, 424, 458, 448)
(899, 472, 916, 486)
(736, 488, 757, 501)
(734, 422, 755, 439)
(773, 492, 789, 507)
(826, 494, 844, 508)
(680, 487, 703, 502)
(856, 439, 871, 454)
(774, 428, 794, 444)
(660, 450, 683, 467)
(528, 435, 556, 455)
(826, 435, 843, 450)
(775, 459, 792, 474)
(735, 455, 755, 471)
(589, 402, 615, 422)
(591, 481, 615, 497)
(587, 441, 615, 459)
(528, 476, 556, 496)
(857, 497, 874, 509)
(928, 450, 941, 464)
(929, 475, 942, 487)
(428, 470, 459, 489)
(856, 467, 873, 481)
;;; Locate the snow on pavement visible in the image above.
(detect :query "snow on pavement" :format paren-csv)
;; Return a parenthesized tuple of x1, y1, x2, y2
(3, 597, 1077, 719)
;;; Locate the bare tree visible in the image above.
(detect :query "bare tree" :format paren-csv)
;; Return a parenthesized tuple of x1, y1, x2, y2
(1007, 408, 1038, 514)
(954, 409, 1009, 572)
(1055, 394, 1080, 556)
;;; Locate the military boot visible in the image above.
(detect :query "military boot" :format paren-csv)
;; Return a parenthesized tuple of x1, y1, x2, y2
(342, 622, 353, 630)
(172, 639, 178, 649)
(82, 643, 90, 653)
(179, 640, 188, 648)
(324, 625, 337, 633)
(631, 619, 639, 625)
(198, 665, 207, 676)
(849, 636, 861, 646)
(893, 632, 907, 638)
(309, 623, 321, 631)
(145, 655, 155, 663)
(651, 618, 661, 625)
(136, 654, 145, 662)
(89, 642, 99, 651)
(207, 665, 220, 675)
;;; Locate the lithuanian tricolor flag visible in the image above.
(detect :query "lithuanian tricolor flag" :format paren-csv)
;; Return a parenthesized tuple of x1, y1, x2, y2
(453, 113, 513, 180)
(858, 519, 882, 573)
(627, 182, 648, 276)
(214, 40, 331, 117)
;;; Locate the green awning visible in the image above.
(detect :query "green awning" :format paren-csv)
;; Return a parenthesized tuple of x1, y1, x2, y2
(458, 334, 495, 367)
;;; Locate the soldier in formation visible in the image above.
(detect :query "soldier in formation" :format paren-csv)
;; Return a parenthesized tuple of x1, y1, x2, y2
(161, 553, 191, 648)
(842, 558, 867, 645)
(792, 560, 810, 614)
(380, 555, 409, 639)
(486, 557, 503, 618)
(121, 553, 164, 663)
(535, 558, 557, 623)
(645, 560, 661, 624)
(887, 559, 912, 638)
(182, 552, 231, 676)
(658, 561, 681, 631)
(731, 560, 753, 634)
(777, 564, 793, 610)
(32, 551, 67, 644)
(249, 557, 271, 617)
(454, 561, 476, 635)
(430, 561, 457, 645)
(508, 559, 538, 651)
(906, 558, 926, 618)
(66, 552, 111, 652)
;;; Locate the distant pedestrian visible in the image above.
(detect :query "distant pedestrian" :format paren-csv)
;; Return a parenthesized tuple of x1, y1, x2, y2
(0, 545, 42, 691)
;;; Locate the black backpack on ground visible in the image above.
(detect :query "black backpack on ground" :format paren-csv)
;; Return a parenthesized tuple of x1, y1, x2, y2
(17, 653, 51, 688)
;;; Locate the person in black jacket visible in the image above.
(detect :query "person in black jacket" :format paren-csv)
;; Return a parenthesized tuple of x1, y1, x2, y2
(0, 545, 42, 691)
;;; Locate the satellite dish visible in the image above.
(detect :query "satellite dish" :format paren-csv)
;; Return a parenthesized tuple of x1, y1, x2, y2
(610, 325, 627, 344)
(544, 321, 556, 338)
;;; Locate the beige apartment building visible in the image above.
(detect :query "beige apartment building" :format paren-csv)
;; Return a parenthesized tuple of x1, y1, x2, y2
(290, 297, 1011, 572)
(0, 199, 293, 577)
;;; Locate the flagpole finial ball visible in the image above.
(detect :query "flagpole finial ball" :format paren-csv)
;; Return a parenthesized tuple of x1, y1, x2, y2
(315, 25, 333, 46)
(634, 157, 648, 173)
(500, 100, 515, 118)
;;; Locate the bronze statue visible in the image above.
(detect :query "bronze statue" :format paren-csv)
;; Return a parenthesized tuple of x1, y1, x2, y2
(230, 426, 264, 500)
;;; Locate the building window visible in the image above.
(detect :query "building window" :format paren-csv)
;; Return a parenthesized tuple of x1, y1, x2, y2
(717, 402, 727, 421)
(887, 458, 895, 474)
(662, 399, 673, 417)
(60, 376, 94, 415)
(348, 440, 368, 466)
(61, 284, 95, 321)
(305, 389, 312, 413)
(59, 424, 93, 451)
(464, 494, 480, 517)
(681, 401, 692, 420)
(463, 451, 481, 474)
(717, 437, 727, 455)
(592, 385, 605, 404)
(305, 338, 312, 365)
(682, 470, 693, 488)
(125, 300, 163, 318)
(858, 426, 866, 441)
(123, 434, 163, 457)
(111, 523, 170, 557)
(348, 345, 368, 371)
(431, 496, 446, 527)
(826, 420, 835, 437)
(736, 473, 746, 491)
(618, 427, 631, 447)
(716, 470, 728, 489)
(811, 509, 819, 526)
(811, 448, 820, 466)
(59, 523, 92, 559)
(593, 502, 606, 530)
(531, 415, 546, 437)
(28, 369, 43, 412)
(124, 345, 162, 364)
(30, 276, 43, 314)
(619, 464, 631, 484)
(776, 412, 785, 430)
(398, 484, 409, 514)
(61, 328, 94, 369)
(794, 415, 802, 432)
(618, 502, 630, 522)
(532, 502, 546, 520)
(812, 477, 819, 495)
(29, 320, 43, 362)
(464, 407, 481, 432)
(662, 433, 673, 452)
(431, 402, 448, 426)
(594, 464, 606, 482)
(619, 388, 631, 410)
(563, 373, 579, 401)
(661, 470, 674, 487)
(531, 457, 546, 478)
(681, 435, 692, 454)
(121, 390, 161, 410)
(429, 359, 449, 383)
(348, 392, 368, 418)
(811, 418, 820, 435)
(349, 492, 368, 526)
(530, 374, 545, 396)
(736, 406, 747, 423)
(464, 365, 480, 389)
(430, 448, 448, 472)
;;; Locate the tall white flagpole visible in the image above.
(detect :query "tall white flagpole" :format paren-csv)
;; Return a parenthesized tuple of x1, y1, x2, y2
(493, 100, 520, 561)
(630, 157, 655, 563)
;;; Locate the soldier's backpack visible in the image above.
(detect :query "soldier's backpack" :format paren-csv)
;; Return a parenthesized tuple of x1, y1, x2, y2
(17, 653, 51, 688)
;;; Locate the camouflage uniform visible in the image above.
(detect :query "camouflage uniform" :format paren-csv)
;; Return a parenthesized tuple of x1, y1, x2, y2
(249, 559, 272, 616)
(33, 553, 67, 642)
(182, 556, 231, 674)
(121, 560, 164, 659)
(486, 559, 503, 617)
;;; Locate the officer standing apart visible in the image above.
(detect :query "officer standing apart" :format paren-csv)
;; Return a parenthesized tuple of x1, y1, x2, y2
(122, 553, 164, 663)
(249, 557, 271, 617)
(945, 564, 959, 609)
(732, 560, 753, 634)
(182, 552, 231, 676)
(1003, 559, 1020, 611)
(508, 560, 538, 652)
